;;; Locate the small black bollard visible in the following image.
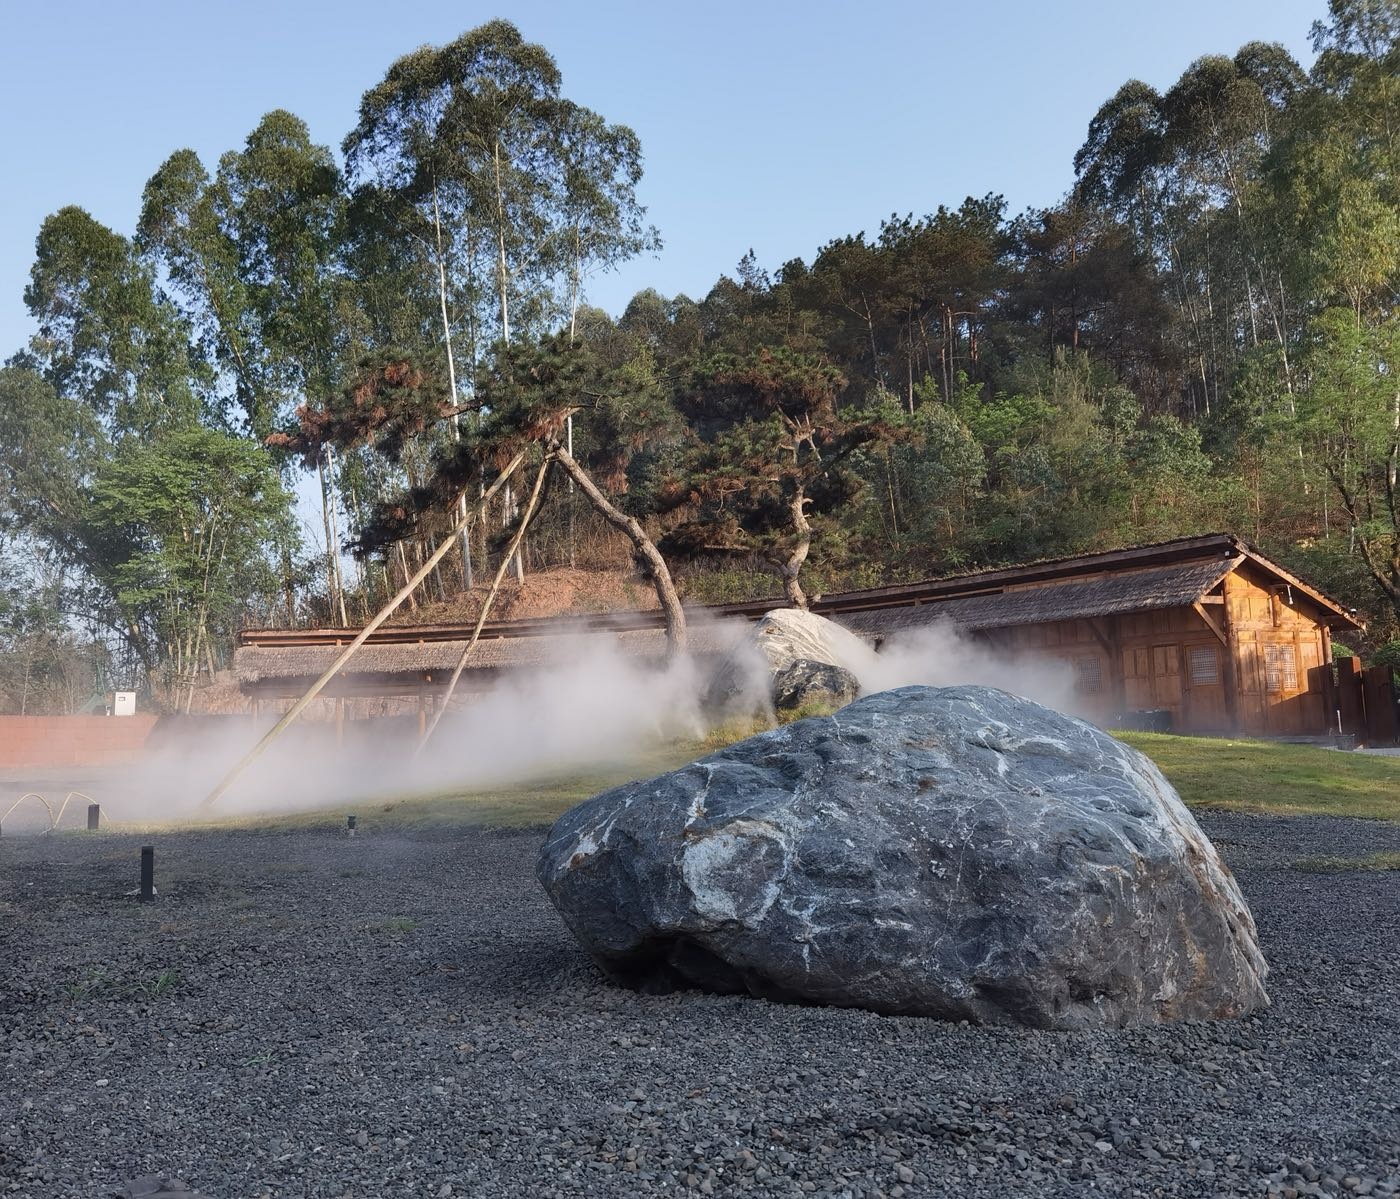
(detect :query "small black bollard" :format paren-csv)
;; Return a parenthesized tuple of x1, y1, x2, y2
(87, 803, 100, 831)
(139, 845, 155, 903)
(347, 814, 357, 837)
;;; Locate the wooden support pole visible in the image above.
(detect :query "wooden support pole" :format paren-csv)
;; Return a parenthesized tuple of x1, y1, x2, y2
(200, 452, 528, 810)
(1192, 601, 1229, 648)
(417, 454, 552, 753)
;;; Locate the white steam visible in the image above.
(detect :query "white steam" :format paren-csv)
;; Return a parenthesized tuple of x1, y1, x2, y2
(835, 621, 1079, 717)
(8, 613, 1082, 827)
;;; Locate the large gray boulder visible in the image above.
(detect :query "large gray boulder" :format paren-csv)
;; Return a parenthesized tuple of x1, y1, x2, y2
(537, 686, 1269, 1028)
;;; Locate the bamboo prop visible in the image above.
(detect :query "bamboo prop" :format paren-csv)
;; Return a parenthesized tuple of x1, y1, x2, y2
(416, 453, 553, 753)
(200, 451, 528, 810)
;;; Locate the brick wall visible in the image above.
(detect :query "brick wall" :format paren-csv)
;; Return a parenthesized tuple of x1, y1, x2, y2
(0, 715, 160, 770)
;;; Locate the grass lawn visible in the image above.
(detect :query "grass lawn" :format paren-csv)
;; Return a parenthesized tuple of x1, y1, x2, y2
(160, 725, 1400, 834)
(1293, 851, 1400, 872)
(1116, 731, 1400, 822)
(123, 717, 1400, 840)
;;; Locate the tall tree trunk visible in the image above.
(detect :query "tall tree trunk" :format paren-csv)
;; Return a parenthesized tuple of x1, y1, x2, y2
(316, 452, 344, 625)
(781, 486, 812, 610)
(492, 139, 525, 581)
(494, 139, 510, 343)
(567, 261, 580, 569)
(324, 446, 349, 627)
(433, 182, 473, 591)
(549, 439, 687, 660)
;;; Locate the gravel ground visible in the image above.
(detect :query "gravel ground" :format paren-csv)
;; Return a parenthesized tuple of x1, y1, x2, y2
(1, 811, 1397, 1199)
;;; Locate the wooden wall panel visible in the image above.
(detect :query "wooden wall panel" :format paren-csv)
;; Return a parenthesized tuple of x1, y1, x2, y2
(966, 577, 1333, 736)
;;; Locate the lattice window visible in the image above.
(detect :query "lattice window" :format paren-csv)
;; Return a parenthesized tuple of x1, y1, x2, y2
(1073, 655, 1102, 693)
(1188, 646, 1220, 685)
(1264, 644, 1298, 693)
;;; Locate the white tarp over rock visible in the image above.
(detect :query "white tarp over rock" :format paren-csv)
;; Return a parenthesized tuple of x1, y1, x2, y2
(705, 607, 873, 714)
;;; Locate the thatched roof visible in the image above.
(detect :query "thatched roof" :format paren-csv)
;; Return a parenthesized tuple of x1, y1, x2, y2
(235, 532, 1361, 693)
(835, 560, 1233, 637)
(234, 624, 741, 687)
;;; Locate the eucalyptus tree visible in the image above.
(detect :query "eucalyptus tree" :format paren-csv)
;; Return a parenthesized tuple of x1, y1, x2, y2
(25, 207, 202, 435)
(1160, 46, 1305, 375)
(343, 19, 658, 584)
(1074, 44, 1306, 417)
(553, 103, 660, 338)
(1295, 308, 1400, 623)
(140, 111, 345, 439)
(1269, 0, 1400, 322)
(141, 111, 349, 620)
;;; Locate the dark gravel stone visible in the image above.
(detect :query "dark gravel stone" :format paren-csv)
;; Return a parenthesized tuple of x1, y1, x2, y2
(538, 687, 1269, 1027)
(1, 797, 1396, 1196)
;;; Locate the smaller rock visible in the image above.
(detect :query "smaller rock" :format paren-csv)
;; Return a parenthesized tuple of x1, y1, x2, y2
(771, 658, 860, 713)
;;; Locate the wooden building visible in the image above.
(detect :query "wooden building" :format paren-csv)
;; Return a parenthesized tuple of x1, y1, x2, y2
(234, 533, 1366, 739)
(834, 534, 1363, 737)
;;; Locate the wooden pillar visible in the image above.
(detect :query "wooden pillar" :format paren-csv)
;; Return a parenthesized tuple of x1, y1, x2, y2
(417, 690, 427, 739)
(334, 697, 345, 747)
(1220, 579, 1242, 735)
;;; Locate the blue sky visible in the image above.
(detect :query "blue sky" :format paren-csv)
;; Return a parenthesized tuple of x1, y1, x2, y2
(1, 0, 1323, 361)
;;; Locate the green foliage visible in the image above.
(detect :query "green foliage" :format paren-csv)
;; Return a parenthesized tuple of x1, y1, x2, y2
(6, 7, 1400, 682)
(660, 347, 896, 604)
(86, 425, 293, 686)
(25, 207, 201, 434)
(1294, 308, 1400, 614)
(140, 111, 347, 438)
(1371, 639, 1400, 673)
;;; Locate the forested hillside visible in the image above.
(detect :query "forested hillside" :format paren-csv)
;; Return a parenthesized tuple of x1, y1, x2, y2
(2, 3, 1398, 713)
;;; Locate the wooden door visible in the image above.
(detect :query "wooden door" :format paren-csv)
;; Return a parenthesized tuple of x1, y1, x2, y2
(1181, 641, 1228, 731)
(1151, 644, 1183, 715)
(1122, 646, 1153, 711)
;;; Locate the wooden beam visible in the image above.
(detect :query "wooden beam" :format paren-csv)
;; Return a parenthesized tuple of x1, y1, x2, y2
(1192, 601, 1229, 648)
